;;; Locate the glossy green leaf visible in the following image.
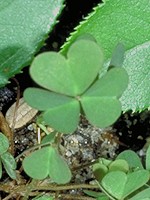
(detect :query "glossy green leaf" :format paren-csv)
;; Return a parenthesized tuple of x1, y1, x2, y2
(23, 147, 50, 179)
(23, 146, 72, 184)
(129, 188, 150, 200)
(108, 159, 129, 173)
(120, 42, 150, 111)
(0, 0, 64, 87)
(43, 100, 80, 133)
(76, 33, 97, 43)
(30, 39, 103, 96)
(0, 133, 9, 155)
(61, 0, 150, 59)
(146, 145, 150, 170)
(49, 147, 72, 184)
(117, 150, 143, 169)
(24, 88, 74, 111)
(1, 152, 16, 179)
(81, 97, 121, 128)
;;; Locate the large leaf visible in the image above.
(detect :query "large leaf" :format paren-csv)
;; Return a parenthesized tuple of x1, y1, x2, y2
(0, 0, 64, 87)
(30, 39, 103, 96)
(61, 0, 150, 58)
(120, 42, 150, 111)
(61, 0, 150, 111)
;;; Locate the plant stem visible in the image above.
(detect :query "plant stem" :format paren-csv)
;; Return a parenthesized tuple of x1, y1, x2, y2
(0, 182, 99, 197)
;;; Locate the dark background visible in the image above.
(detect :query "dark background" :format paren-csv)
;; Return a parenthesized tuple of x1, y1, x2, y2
(42, 0, 101, 51)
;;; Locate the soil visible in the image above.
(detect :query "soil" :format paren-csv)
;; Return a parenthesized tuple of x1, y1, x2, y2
(0, 0, 150, 199)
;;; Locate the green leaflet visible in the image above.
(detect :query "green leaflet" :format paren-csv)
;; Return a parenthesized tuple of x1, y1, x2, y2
(30, 39, 103, 96)
(23, 146, 72, 184)
(0, 0, 64, 87)
(120, 42, 150, 112)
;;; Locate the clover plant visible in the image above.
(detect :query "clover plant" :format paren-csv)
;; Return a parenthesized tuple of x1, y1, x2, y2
(24, 36, 128, 134)
(84, 146, 150, 200)
(22, 35, 128, 183)
(0, 0, 149, 199)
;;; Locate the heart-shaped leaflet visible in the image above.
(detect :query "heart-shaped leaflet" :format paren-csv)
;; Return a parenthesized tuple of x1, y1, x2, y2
(30, 39, 103, 96)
